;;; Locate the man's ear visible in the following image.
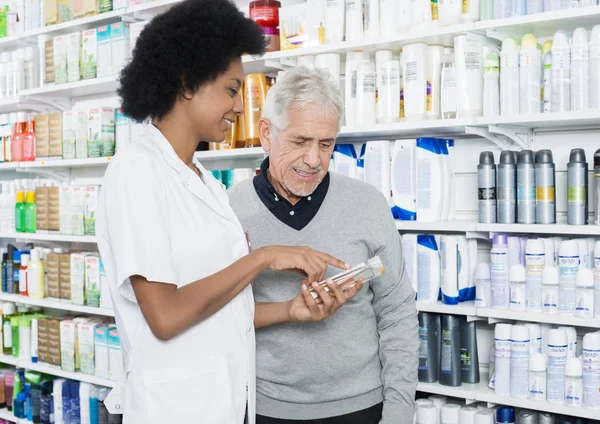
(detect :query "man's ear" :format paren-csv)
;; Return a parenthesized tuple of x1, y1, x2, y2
(258, 118, 272, 153)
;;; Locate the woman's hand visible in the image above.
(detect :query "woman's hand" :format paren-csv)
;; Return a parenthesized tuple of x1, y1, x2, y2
(287, 276, 364, 322)
(258, 246, 349, 283)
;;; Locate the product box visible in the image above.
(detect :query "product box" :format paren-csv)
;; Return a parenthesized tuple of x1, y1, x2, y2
(62, 111, 76, 159)
(27, 0, 42, 32)
(48, 112, 63, 158)
(101, 108, 115, 156)
(128, 21, 148, 54)
(84, 185, 99, 236)
(44, 40, 55, 83)
(60, 320, 76, 372)
(78, 321, 99, 375)
(53, 35, 68, 84)
(59, 253, 72, 301)
(36, 186, 49, 231)
(99, 0, 112, 13)
(110, 22, 129, 75)
(108, 327, 125, 382)
(84, 254, 100, 306)
(67, 31, 81, 83)
(99, 258, 112, 309)
(35, 114, 50, 159)
(48, 186, 60, 231)
(70, 252, 86, 305)
(81, 29, 97, 80)
(44, 0, 58, 25)
(94, 325, 109, 379)
(75, 109, 88, 158)
(279, 2, 324, 51)
(96, 25, 112, 78)
(115, 108, 130, 153)
(59, 186, 71, 235)
(71, 186, 85, 236)
(47, 252, 61, 298)
(48, 317, 64, 366)
(57, 0, 72, 22)
(37, 318, 50, 363)
(113, 0, 128, 11)
(87, 108, 101, 157)
(73, 0, 99, 18)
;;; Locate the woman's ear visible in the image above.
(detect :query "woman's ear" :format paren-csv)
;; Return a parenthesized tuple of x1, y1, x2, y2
(258, 118, 272, 152)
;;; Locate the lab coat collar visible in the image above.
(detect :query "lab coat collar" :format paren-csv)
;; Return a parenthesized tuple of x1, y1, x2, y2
(144, 124, 239, 225)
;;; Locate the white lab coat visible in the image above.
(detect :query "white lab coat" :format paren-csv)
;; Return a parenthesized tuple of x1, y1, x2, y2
(96, 124, 255, 424)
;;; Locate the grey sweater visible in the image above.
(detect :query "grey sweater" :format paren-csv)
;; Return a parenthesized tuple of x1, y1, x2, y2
(228, 173, 418, 423)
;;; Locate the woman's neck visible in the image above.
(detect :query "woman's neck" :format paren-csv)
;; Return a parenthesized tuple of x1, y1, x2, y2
(153, 113, 199, 167)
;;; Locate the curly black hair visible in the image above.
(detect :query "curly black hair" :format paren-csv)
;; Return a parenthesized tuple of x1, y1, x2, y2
(118, 0, 267, 122)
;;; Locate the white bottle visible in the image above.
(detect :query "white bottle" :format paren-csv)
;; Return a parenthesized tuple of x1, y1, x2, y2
(475, 263, 491, 308)
(528, 352, 547, 401)
(547, 328, 568, 404)
(582, 332, 600, 409)
(412, 0, 433, 28)
(558, 326, 578, 358)
(542, 41, 553, 113)
(441, 404, 461, 424)
(398, 0, 413, 32)
(439, 141, 452, 221)
(402, 43, 428, 121)
(509, 264, 526, 311)
(542, 238, 556, 267)
(461, 0, 480, 22)
(457, 236, 470, 300)
(391, 140, 417, 220)
(551, 30, 572, 112)
(333, 144, 359, 178)
(440, 56, 457, 120)
(495, 323, 513, 396)
(356, 61, 377, 126)
(574, 268, 594, 317)
(564, 357, 583, 407)
(363, 0, 380, 38)
(438, 0, 462, 25)
(571, 27, 589, 112)
(402, 234, 419, 295)
(577, 238, 591, 270)
(417, 235, 441, 303)
(454, 35, 483, 118)
(427, 46, 444, 120)
(345, 51, 371, 125)
(416, 138, 443, 222)
(595, 259, 600, 318)
(325, 0, 345, 43)
(379, 0, 398, 36)
(500, 37, 520, 116)
(345, 0, 364, 42)
(510, 325, 530, 399)
(491, 234, 510, 309)
(363, 140, 391, 205)
(417, 403, 439, 424)
(467, 238, 478, 300)
(525, 239, 544, 312)
(542, 266, 559, 314)
(589, 25, 600, 110)
(483, 53, 500, 117)
(315, 53, 341, 88)
(519, 34, 541, 114)
(458, 406, 478, 424)
(376, 52, 401, 123)
(525, 323, 542, 354)
(559, 240, 580, 316)
(441, 236, 459, 304)
(508, 236, 522, 269)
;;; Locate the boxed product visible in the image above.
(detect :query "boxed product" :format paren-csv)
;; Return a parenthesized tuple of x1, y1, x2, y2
(62, 111, 76, 159)
(115, 109, 130, 153)
(57, 0, 72, 22)
(84, 185, 99, 236)
(36, 186, 49, 231)
(59, 186, 71, 234)
(87, 108, 101, 157)
(71, 186, 85, 236)
(78, 321, 99, 375)
(73, 317, 92, 371)
(108, 327, 125, 382)
(43, 0, 58, 25)
(67, 32, 81, 83)
(35, 114, 50, 159)
(128, 21, 148, 54)
(94, 325, 109, 379)
(44, 40, 55, 83)
(47, 318, 64, 366)
(113, 0, 128, 11)
(81, 29, 97, 80)
(99, 258, 112, 309)
(101, 108, 115, 156)
(60, 320, 76, 372)
(27, 0, 42, 32)
(48, 112, 63, 158)
(70, 253, 86, 305)
(75, 109, 88, 158)
(279, 2, 324, 51)
(59, 253, 72, 301)
(110, 22, 129, 74)
(47, 252, 61, 298)
(73, 0, 99, 18)
(99, 0, 112, 13)
(96, 25, 112, 78)
(53, 35, 68, 84)
(37, 318, 50, 363)
(84, 254, 100, 306)
(48, 186, 60, 231)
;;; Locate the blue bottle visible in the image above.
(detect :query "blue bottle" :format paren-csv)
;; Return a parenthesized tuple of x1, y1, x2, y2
(497, 407, 516, 424)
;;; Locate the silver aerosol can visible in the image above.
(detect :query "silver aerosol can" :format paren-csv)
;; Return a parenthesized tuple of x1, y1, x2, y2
(517, 150, 536, 224)
(478, 151, 497, 224)
(567, 148, 588, 225)
(535, 150, 556, 224)
(498, 151, 517, 224)
(594, 149, 600, 225)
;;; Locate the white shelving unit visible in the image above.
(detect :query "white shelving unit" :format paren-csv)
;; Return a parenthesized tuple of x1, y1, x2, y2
(20, 360, 117, 388)
(0, 232, 97, 243)
(396, 220, 600, 236)
(0, 293, 114, 317)
(477, 308, 600, 328)
(0, 408, 18, 423)
(416, 301, 478, 316)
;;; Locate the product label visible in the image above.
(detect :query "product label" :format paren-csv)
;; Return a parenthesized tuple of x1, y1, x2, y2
(426, 81, 432, 112)
(536, 186, 555, 201)
(525, 254, 544, 311)
(517, 168, 536, 201)
(405, 62, 418, 82)
(583, 348, 600, 408)
(346, 0, 358, 11)
(511, 340, 530, 397)
(418, 327, 429, 370)
(460, 348, 471, 370)
(441, 330, 452, 374)
(547, 346, 568, 402)
(249, 7, 277, 20)
(417, 250, 434, 301)
(362, 74, 376, 93)
(491, 251, 509, 308)
(431, 0, 439, 20)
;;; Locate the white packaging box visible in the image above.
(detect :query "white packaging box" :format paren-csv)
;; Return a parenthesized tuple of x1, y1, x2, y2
(81, 29, 97, 80)
(110, 22, 129, 74)
(53, 35, 68, 84)
(96, 25, 112, 77)
(75, 109, 88, 159)
(128, 21, 148, 55)
(84, 185, 99, 236)
(70, 186, 85, 236)
(85, 254, 100, 307)
(59, 186, 72, 235)
(78, 320, 100, 375)
(87, 108, 101, 157)
(94, 325, 110, 379)
(108, 326, 125, 382)
(62, 111, 76, 160)
(99, 257, 112, 309)
(67, 31, 81, 83)
(70, 252, 86, 305)
(115, 108, 130, 153)
(60, 320, 76, 372)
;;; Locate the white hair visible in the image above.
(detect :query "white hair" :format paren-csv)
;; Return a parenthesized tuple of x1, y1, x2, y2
(262, 66, 344, 135)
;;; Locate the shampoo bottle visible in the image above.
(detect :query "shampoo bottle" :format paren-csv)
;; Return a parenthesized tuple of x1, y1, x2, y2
(460, 318, 479, 384)
(355, 61, 376, 126)
(571, 27, 589, 112)
(418, 312, 441, 383)
(441, 235, 459, 304)
(416, 138, 443, 222)
(243, 73, 267, 147)
(402, 43, 428, 121)
(26, 249, 43, 299)
(364, 140, 391, 205)
(439, 314, 462, 387)
(454, 35, 483, 118)
(417, 235, 441, 302)
(391, 140, 417, 220)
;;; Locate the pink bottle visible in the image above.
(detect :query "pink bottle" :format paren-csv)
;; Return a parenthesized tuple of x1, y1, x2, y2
(22, 118, 35, 161)
(10, 115, 24, 162)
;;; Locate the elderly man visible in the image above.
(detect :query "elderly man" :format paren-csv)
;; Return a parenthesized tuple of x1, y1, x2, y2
(228, 66, 418, 424)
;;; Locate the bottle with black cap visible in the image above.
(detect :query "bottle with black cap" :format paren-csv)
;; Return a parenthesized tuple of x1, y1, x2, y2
(496, 407, 515, 424)
(517, 150, 536, 224)
(594, 148, 600, 225)
(418, 312, 441, 383)
(567, 148, 589, 225)
(439, 315, 462, 387)
(478, 151, 497, 224)
(535, 149, 556, 224)
(498, 150, 517, 223)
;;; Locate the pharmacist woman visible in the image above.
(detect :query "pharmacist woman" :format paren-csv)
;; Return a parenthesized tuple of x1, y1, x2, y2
(95, 1, 362, 424)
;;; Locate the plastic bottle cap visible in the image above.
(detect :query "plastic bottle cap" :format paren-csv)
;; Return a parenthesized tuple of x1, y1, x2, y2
(552, 30, 570, 47)
(521, 34, 537, 49)
(565, 357, 583, 377)
(542, 40, 553, 55)
(511, 324, 529, 343)
(15, 191, 24, 203)
(441, 404, 461, 423)
(542, 266, 559, 286)
(525, 239, 544, 255)
(509, 264, 526, 282)
(375, 49, 393, 63)
(548, 328, 568, 347)
(576, 268, 594, 288)
(2, 302, 15, 315)
(474, 410, 494, 424)
(529, 353, 546, 372)
(20, 254, 30, 266)
(583, 332, 600, 350)
(496, 407, 516, 423)
(500, 150, 517, 165)
(535, 149, 554, 165)
(26, 191, 35, 203)
(502, 37, 519, 53)
(493, 234, 508, 247)
(559, 240, 579, 258)
(484, 53, 499, 69)
(479, 151, 495, 165)
(30, 249, 40, 262)
(428, 395, 447, 407)
(525, 323, 541, 340)
(417, 404, 439, 422)
(495, 323, 513, 339)
(475, 263, 490, 280)
(569, 148, 587, 163)
(518, 150, 535, 164)
(572, 27, 589, 44)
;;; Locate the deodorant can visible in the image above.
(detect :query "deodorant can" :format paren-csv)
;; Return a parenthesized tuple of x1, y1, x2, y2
(517, 150, 536, 224)
(478, 151, 497, 223)
(496, 407, 516, 424)
(418, 313, 441, 383)
(439, 315, 462, 387)
(518, 410, 539, 424)
(567, 148, 588, 225)
(460, 318, 480, 383)
(535, 149, 556, 224)
(539, 413, 556, 424)
(498, 151, 517, 223)
(594, 149, 600, 225)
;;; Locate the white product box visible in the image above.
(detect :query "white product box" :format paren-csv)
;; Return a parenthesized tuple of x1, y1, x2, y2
(81, 29, 97, 79)
(94, 325, 110, 379)
(85, 254, 100, 307)
(99, 257, 112, 309)
(96, 25, 112, 77)
(110, 22, 129, 74)
(59, 186, 72, 235)
(70, 186, 85, 236)
(70, 252, 86, 305)
(60, 320, 76, 372)
(75, 109, 88, 159)
(53, 35, 67, 84)
(62, 111, 76, 160)
(87, 108, 101, 158)
(108, 326, 125, 382)
(115, 108, 130, 153)
(67, 31, 81, 83)
(78, 320, 99, 375)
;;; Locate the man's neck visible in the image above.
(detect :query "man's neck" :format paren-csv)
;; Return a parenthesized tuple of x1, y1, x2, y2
(267, 169, 302, 206)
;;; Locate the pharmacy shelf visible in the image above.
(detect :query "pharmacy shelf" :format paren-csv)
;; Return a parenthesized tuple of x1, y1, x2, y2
(478, 222, 600, 236)
(0, 293, 114, 317)
(127, 0, 183, 16)
(17, 360, 116, 388)
(478, 110, 600, 132)
(0, 354, 20, 367)
(0, 232, 97, 244)
(0, 162, 21, 171)
(417, 381, 480, 399)
(477, 308, 600, 329)
(194, 147, 266, 170)
(19, 157, 113, 169)
(0, 408, 17, 423)
(395, 220, 478, 233)
(20, 75, 120, 99)
(475, 6, 600, 37)
(338, 118, 477, 140)
(416, 301, 478, 316)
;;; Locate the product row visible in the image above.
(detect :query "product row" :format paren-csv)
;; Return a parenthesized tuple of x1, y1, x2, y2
(414, 394, 597, 424)
(0, 246, 112, 309)
(0, 47, 40, 98)
(0, 368, 120, 423)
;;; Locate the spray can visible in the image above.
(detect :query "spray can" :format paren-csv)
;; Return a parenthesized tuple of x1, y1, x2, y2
(496, 407, 516, 424)
(498, 151, 517, 224)
(517, 150, 536, 224)
(478, 151, 496, 223)
(418, 312, 441, 383)
(594, 149, 600, 225)
(518, 411, 539, 424)
(539, 413, 556, 424)
(535, 149, 556, 224)
(567, 148, 588, 225)
(582, 332, 600, 409)
(439, 315, 462, 387)
(460, 318, 479, 384)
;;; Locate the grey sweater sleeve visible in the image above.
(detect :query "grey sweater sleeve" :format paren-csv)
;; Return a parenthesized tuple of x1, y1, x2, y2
(367, 193, 419, 424)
